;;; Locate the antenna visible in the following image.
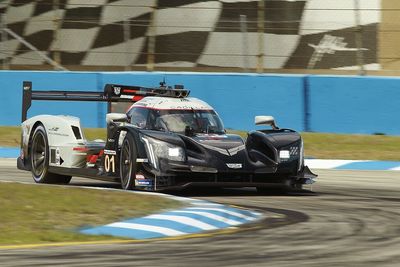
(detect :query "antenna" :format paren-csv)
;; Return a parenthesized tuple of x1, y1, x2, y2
(159, 77, 167, 88)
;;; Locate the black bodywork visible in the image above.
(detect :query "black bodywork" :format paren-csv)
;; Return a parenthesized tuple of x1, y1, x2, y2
(102, 120, 316, 191)
(17, 81, 317, 191)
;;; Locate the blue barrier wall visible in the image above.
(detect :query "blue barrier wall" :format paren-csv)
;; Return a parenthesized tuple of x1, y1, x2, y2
(1, 71, 400, 135)
(0, 71, 104, 128)
(307, 75, 400, 135)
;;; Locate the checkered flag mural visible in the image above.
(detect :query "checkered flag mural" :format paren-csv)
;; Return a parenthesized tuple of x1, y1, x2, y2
(0, 0, 380, 70)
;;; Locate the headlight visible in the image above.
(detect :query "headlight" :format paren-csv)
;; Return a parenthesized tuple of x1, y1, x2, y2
(279, 150, 290, 160)
(141, 135, 185, 169)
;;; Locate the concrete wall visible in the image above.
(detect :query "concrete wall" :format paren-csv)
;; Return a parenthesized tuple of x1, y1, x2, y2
(1, 71, 400, 135)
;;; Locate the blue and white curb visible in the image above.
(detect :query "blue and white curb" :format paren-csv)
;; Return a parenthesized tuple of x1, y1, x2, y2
(0, 147, 19, 158)
(80, 198, 262, 240)
(305, 159, 400, 171)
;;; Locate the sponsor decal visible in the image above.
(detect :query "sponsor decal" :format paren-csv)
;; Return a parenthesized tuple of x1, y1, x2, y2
(135, 174, 153, 186)
(135, 178, 153, 186)
(48, 132, 69, 137)
(104, 149, 117, 155)
(104, 154, 115, 172)
(48, 127, 59, 132)
(113, 86, 121, 95)
(226, 163, 242, 169)
(307, 34, 368, 68)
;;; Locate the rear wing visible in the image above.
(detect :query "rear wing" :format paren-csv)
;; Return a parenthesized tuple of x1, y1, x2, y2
(21, 81, 190, 123)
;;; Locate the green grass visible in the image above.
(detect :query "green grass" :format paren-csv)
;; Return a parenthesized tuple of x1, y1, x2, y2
(2, 126, 400, 160)
(302, 132, 400, 161)
(0, 182, 182, 245)
(0, 127, 20, 147)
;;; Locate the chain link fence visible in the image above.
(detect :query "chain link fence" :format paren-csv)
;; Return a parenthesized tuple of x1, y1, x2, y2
(0, 0, 396, 75)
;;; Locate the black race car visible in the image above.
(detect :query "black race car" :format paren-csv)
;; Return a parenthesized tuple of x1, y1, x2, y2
(17, 81, 316, 191)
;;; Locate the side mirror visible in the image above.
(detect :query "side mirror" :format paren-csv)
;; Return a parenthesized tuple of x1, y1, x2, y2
(106, 113, 128, 124)
(255, 115, 278, 130)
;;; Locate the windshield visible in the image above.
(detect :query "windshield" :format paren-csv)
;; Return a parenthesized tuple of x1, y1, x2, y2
(152, 109, 224, 134)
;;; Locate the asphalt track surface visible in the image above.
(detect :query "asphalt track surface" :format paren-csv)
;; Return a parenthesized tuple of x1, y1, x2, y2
(0, 158, 399, 267)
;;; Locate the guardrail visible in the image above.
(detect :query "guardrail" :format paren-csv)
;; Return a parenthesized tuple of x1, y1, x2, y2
(0, 71, 399, 135)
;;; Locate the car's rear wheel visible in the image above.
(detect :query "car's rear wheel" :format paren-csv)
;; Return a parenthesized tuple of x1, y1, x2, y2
(119, 134, 137, 190)
(30, 125, 71, 184)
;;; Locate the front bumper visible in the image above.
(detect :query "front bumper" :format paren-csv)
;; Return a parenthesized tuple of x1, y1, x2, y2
(140, 160, 317, 190)
(17, 156, 30, 171)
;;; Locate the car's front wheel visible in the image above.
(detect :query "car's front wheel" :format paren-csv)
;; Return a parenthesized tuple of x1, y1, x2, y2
(30, 125, 71, 184)
(119, 134, 138, 190)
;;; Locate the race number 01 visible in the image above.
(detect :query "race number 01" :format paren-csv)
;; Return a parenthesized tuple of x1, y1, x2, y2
(104, 155, 115, 172)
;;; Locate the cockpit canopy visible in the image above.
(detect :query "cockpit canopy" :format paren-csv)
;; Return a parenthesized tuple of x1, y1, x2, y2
(126, 97, 225, 134)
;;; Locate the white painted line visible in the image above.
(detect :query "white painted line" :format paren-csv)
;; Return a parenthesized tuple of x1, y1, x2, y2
(304, 159, 369, 169)
(185, 207, 258, 221)
(161, 195, 198, 203)
(189, 201, 225, 207)
(249, 211, 262, 216)
(106, 222, 186, 237)
(172, 210, 242, 226)
(145, 214, 218, 231)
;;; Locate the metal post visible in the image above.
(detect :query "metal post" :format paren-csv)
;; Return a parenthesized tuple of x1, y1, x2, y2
(303, 76, 310, 132)
(240, 15, 249, 72)
(147, 4, 156, 72)
(257, 0, 265, 73)
(354, 0, 365, 75)
(123, 18, 131, 71)
(1, 13, 9, 70)
(53, 0, 61, 69)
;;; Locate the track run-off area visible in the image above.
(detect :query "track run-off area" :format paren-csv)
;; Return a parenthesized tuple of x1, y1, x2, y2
(0, 158, 399, 267)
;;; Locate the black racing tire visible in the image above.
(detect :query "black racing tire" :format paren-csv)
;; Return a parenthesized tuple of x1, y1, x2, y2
(30, 125, 72, 184)
(119, 133, 138, 190)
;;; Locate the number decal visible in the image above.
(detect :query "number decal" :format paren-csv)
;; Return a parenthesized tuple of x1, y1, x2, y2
(104, 155, 115, 173)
